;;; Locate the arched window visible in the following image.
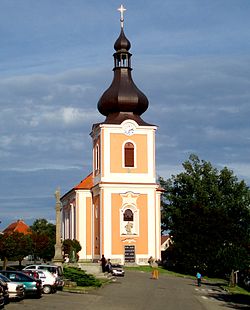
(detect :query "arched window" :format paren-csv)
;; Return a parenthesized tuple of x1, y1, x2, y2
(94, 144, 99, 173)
(123, 209, 133, 221)
(124, 142, 134, 167)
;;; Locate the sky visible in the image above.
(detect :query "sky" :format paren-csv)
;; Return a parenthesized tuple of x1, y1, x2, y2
(0, 0, 250, 230)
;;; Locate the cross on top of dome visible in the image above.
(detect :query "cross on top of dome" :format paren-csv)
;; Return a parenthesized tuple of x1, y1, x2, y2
(118, 4, 126, 28)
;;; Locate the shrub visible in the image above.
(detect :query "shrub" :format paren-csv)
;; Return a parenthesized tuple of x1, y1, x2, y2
(63, 267, 101, 287)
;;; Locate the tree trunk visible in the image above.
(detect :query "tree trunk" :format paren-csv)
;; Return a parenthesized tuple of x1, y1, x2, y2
(229, 269, 235, 287)
(3, 257, 8, 270)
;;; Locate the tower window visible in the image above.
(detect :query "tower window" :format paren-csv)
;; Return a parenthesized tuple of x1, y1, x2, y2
(123, 209, 133, 221)
(94, 144, 100, 173)
(124, 142, 134, 167)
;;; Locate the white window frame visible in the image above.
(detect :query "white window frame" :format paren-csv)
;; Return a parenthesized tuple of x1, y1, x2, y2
(122, 140, 137, 169)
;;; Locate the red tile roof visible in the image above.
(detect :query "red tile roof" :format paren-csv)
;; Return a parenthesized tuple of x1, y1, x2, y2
(3, 219, 30, 235)
(74, 173, 93, 190)
(161, 235, 169, 245)
(61, 172, 93, 200)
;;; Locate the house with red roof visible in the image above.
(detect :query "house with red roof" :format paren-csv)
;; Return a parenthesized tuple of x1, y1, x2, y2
(3, 219, 30, 235)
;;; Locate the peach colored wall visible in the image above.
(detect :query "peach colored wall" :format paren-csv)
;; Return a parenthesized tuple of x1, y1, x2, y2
(93, 195, 100, 255)
(110, 134, 148, 173)
(136, 194, 148, 254)
(111, 193, 148, 255)
(111, 194, 122, 253)
(86, 197, 92, 256)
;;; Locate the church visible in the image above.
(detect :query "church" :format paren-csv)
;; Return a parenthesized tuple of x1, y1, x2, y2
(61, 6, 162, 265)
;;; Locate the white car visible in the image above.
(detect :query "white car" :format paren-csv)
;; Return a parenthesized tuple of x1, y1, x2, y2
(0, 273, 25, 300)
(23, 264, 64, 290)
(111, 264, 125, 277)
(23, 269, 57, 294)
(23, 264, 63, 278)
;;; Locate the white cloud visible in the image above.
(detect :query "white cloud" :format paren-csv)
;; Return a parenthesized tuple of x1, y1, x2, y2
(222, 163, 250, 184)
(0, 1, 250, 229)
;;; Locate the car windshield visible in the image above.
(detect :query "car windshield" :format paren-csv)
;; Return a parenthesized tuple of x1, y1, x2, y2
(5, 272, 34, 282)
(39, 266, 63, 276)
(0, 274, 10, 282)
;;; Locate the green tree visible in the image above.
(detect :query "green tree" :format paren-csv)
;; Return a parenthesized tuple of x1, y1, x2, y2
(160, 154, 250, 278)
(30, 219, 56, 261)
(12, 232, 33, 267)
(0, 232, 32, 269)
(0, 233, 16, 270)
(30, 232, 50, 262)
(63, 239, 81, 262)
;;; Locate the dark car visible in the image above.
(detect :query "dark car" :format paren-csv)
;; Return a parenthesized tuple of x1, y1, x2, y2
(0, 271, 42, 298)
(0, 285, 5, 308)
(22, 270, 39, 280)
(0, 277, 9, 304)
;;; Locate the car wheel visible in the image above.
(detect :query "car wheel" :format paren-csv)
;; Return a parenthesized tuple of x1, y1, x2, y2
(43, 285, 52, 294)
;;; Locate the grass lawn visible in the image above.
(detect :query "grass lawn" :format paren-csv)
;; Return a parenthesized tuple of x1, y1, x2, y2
(224, 285, 250, 296)
(125, 265, 250, 297)
(124, 265, 196, 278)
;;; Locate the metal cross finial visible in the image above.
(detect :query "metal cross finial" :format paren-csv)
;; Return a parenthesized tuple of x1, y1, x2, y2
(118, 4, 126, 28)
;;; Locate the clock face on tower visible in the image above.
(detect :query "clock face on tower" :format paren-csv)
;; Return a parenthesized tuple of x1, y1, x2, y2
(123, 123, 135, 136)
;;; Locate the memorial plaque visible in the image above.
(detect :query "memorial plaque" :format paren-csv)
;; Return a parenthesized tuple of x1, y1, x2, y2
(124, 245, 135, 262)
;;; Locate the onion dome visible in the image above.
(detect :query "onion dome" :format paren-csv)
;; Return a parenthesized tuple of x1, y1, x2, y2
(114, 28, 131, 52)
(97, 6, 150, 125)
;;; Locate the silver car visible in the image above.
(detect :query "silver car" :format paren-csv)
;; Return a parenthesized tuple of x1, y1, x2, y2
(111, 264, 125, 277)
(0, 274, 24, 300)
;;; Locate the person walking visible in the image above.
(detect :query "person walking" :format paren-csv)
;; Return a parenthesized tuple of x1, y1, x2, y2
(148, 256, 159, 279)
(100, 255, 107, 273)
(196, 272, 202, 286)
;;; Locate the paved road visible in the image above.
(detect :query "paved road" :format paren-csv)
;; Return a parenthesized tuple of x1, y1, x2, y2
(4, 271, 249, 310)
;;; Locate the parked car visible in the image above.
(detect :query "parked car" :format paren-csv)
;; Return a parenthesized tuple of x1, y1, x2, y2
(23, 269, 57, 294)
(23, 264, 63, 277)
(0, 271, 42, 298)
(0, 274, 24, 300)
(21, 270, 39, 280)
(23, 265, 64, 290)
(111, 264, 125, 277)
(0, 285, 5, 308)
(0, 277, 9, 304)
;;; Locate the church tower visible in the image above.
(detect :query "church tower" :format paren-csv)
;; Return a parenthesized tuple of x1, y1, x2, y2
(90, 5, 161, 264)
(61, 6, 161, 265)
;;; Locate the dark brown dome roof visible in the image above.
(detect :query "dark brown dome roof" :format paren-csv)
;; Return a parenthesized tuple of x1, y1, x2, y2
(97, 28, 149, 125)
(114, 28, 131, 51)
(98, 68, 149, 116)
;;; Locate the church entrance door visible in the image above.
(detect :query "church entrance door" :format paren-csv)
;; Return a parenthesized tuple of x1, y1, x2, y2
(124, 245, 135, 263)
